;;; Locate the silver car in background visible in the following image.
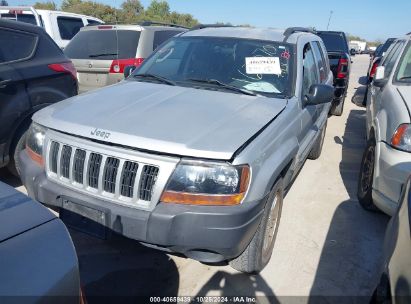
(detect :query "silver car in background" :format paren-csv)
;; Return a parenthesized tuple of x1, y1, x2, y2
(358, 34, 411, 215)
(64, 22, 187, 93)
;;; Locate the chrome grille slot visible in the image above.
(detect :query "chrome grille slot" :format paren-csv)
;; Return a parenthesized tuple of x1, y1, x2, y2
(120, 161, 138, 198)
(87, 153, 102, 189)
(103, 157, 120, 193)
(49, 141, 59, 173)
(60, 145, 72, 178)
(73, 149, 86, 183)
(139, 165, 159, 201)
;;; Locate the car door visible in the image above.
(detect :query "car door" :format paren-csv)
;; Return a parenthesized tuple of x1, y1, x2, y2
(297, 43, 322, 162)
(0, 27, 36, 150)
(367, 40, 404, 139)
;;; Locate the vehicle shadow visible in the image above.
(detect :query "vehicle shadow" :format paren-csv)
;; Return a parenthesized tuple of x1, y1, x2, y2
(195, 271, 279, 303)
(310, 109, 389, 302)
(351, 86, 367, 108)
(70, 230, 180, 303)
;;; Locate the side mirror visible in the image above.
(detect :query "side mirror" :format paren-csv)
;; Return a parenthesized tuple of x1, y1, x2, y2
(373, 66, 387, 88)
(305, 84, 335, 105)
(124, 65, 137, 78)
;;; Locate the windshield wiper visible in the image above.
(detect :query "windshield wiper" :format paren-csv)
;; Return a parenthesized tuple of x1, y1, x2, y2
(185, 78, 257, 96)
(399, 76, 411, 80)
(133, 73, 176, 86)
(88, 53, 118, 58)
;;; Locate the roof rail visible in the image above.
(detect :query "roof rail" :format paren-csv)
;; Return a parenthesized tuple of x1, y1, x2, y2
(0, 6, 42, 27)
(190, 24, 234, 31)
(283, 27, 315, 42)
(139, 21, 189, 29)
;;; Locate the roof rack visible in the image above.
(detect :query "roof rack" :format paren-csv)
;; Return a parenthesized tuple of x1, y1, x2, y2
(190, 24, 234, 31)
(0, 6, 42, 27)
(283, 27, 315, 42)
(139, 21, 189, 29)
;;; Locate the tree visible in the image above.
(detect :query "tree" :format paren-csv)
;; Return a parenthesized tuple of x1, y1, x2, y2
(145, 0, 170, 19)
(119, 0, 144, 23)
(34, 1, 57, 10)
(0, 0, 8, 5)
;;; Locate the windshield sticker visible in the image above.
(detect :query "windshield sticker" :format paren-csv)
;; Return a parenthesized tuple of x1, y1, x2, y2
(281, 50, 291, 60)
(245, 57, 282, 75)
(243, 81, 280, 93)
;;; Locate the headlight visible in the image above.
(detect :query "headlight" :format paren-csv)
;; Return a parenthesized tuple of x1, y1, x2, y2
(26, 122, 46, 166)
(160, 160, 250, 206)
(391, 124, 411, 152)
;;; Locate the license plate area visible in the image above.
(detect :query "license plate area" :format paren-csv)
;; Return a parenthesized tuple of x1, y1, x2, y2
(60, 199, 107, 239)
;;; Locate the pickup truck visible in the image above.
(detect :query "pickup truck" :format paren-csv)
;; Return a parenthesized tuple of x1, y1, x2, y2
(316, 31, 351, 116)
(19, 26, 334, 273)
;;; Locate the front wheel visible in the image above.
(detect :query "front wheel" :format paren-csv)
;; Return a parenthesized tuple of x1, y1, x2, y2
(229, 178, 283, 274)
(357, 138, 378, 211)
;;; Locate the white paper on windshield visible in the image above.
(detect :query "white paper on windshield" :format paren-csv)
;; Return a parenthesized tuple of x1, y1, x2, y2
(245, 57, 281, 75)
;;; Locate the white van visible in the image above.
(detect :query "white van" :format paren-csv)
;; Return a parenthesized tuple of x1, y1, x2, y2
(0, 6, 103, 49)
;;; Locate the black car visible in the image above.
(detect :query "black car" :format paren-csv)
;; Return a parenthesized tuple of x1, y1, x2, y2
(0, 19, 78, 176)
(316, 30, 351, 116)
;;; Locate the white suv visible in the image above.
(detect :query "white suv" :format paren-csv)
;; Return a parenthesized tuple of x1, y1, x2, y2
(0, 6, 103, 48)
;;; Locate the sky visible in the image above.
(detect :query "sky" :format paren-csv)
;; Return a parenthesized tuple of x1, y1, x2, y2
(7, 0, 410, 41)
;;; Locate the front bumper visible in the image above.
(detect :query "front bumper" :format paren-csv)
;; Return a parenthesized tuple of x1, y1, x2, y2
(373, 142, 411, 215)
(20, 150, 266, 263)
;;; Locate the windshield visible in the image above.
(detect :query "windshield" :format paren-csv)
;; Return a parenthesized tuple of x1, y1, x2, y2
(316, 32, 348, 53)
(132, 36, 294, 97)
(395, 42, 411, 83)
(64, 30, 141, 60)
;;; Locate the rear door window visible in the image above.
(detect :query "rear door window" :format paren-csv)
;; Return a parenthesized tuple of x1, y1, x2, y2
(0, 28, 37, 64)
(57, 16, 84, 40)
(64, 30, 141, 60)
(312, 41, 328, 82)
(153, 30, 183, 50)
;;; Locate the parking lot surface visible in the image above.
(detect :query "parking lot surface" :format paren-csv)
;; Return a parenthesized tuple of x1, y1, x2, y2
(0, 54, 389, 302)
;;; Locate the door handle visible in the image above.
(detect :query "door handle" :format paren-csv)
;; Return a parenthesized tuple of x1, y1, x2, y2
(0, 79, 12, 89)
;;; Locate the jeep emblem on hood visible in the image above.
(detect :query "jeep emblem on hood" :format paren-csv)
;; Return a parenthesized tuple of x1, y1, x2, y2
(91, 128, 111, 139)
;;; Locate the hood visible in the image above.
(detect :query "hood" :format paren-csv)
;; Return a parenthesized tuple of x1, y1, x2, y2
(398, 86, 411, 113)
(34, 81, 287, 160)
(0, 182, 55, 242)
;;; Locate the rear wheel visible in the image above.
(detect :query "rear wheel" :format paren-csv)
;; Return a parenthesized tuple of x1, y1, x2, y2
(308, 120, 327, 160)
(330, 97, 345, 116)
(229, 178, 283, 274)
(357, 138, 378, 211)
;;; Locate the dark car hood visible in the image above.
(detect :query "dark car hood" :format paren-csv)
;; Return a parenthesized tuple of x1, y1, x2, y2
(0, 182, 55, 242)
(34, 81, 287, 160)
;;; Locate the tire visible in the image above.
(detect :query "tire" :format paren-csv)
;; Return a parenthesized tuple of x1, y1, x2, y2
(229, 178, 283, 274)
(7, 128, 27, 177)
(308, 120, 327, 160)
(357, 138, 378, 211)
(330, 97, 345, 116)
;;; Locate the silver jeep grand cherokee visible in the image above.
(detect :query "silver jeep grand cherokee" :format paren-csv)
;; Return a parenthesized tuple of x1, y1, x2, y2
(19, 25, 334, 273)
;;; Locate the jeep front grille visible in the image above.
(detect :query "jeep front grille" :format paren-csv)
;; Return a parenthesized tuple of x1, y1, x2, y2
(47, 141, 160, 205)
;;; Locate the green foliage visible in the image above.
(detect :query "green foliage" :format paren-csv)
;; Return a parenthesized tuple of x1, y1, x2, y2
(34, 1, 57, 10)
(54, 0, 199, 27)
(0, 0, 8, 5)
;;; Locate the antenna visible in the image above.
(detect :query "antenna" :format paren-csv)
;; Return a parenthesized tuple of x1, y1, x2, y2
(326, 10, 333, 30)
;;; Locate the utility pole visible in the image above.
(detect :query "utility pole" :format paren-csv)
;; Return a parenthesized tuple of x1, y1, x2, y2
(327, 10, 333, 30)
